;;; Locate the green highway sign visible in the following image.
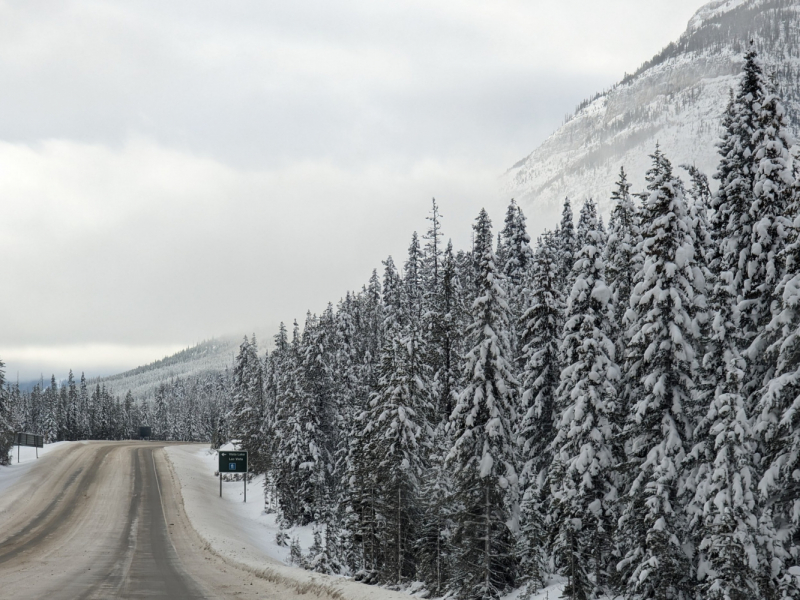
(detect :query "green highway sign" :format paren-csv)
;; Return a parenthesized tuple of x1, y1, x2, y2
(219, 451, 248, 473)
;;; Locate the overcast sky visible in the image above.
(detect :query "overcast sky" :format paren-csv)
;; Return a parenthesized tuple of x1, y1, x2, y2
(1, 0, 709, 381)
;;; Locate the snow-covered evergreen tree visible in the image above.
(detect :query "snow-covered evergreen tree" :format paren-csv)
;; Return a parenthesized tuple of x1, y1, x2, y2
(752, 175, 800, 599)
(43, 376, 58, 443)
(685, 148, 777, 596)
(547, 198, 620, 600)
(301, 307, 339, 511)
(709, 49, 768, 408)
(0, 359, 12, 465)
(416, 422, 454, 596)
(362, 319, 428, 583)
(686, 347, 776, 600)
(447, 208, 519, 599)
(65, 370, 78, 441)
(604, 167, 642, 362)
(498, 199, 533, 288)
(557, 198, 576, 294)
(741, 56, 796, 408)
(516, 238, 562, 592)
(518, 230, 562, 480)
(274, 324, 322, 526)
(229, 335, 266, 470)
(615, 147, 699, 600)
(575, 199, 597, 249)
(430, 240, 465, 424)
(78, 372, 89, 440)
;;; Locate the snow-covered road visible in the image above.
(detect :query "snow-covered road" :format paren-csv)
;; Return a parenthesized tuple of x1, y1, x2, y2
(0, 441, 345, 599)
(0, 442, 563, 600)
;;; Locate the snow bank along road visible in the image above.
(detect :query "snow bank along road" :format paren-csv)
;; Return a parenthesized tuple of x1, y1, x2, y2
(0, 441, 332, 599)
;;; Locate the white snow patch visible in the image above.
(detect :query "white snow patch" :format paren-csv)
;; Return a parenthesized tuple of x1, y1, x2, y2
(166, 444, 413, 600)
(0, 441, 73, 497)
(502, 582, 566, 600)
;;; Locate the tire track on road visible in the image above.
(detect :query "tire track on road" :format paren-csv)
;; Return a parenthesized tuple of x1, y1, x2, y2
(0, 444, 116, 565)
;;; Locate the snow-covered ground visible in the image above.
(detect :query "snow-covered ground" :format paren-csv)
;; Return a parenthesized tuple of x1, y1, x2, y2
(0, 441, 72, 497)
(166, 443, 567, 600)
(166, 443, 315, 565)
(166, 443, 413, 600)
(504, 583, 566, 600)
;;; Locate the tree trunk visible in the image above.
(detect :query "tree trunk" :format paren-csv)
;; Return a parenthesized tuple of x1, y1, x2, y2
(398, 486, 402, 584)
(485, 481, 491, 593)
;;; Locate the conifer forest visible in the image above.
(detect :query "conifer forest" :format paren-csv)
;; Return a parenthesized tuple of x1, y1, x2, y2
(4, 50, 800, 599)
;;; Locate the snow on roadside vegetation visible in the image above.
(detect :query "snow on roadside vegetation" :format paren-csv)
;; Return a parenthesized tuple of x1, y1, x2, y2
(166, 443, 413, 600)
(166, 443, 567, 600)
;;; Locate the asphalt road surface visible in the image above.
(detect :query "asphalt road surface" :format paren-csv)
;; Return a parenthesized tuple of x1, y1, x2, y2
(0, 441, 307, 599)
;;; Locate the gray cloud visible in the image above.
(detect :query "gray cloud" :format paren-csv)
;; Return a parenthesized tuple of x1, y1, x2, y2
(0, 0, 708, 380)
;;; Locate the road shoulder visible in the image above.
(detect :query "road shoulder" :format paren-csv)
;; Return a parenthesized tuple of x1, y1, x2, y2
(164, 444, 410, 600)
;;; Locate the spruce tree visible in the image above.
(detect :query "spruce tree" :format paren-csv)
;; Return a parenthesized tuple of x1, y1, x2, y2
(0, 359, 12, 465)
(575, 199, 597, 249)
(43, 376, 58, 443)
(709, 49, 767, 407)
(557, 198, 576, 293)
(301, 307, 338, 508)
(362, 320, 428, 583)
(154, 383, 168, 440)
(741, 60, 796, 407)
(604, 167, 642, 363)
(516, 232, 562, 592)
(684, 149, 775, 596)
(79, 372, 89, 440)
(686, 351, 775, 600)
(753, 189, 800, 597)
(547, 199, 620, 600)
(274, 325, 321, 525)
(431, 240, 464, 423)
(518, 231, 563, 480)
(616, 147, 699, 600)
(229, 335, 266, 469)
(416, 423, 454, 596)
(498, 199, 534, 289)
(123, 391, 135, 439)
(682, 164, 716, 433)
(423, 198, 444, 295)
(498, 199, 535, 362)
(447, 208, 519, 599)
(58, 381, 68, 441)
(66, 370, 78, 441)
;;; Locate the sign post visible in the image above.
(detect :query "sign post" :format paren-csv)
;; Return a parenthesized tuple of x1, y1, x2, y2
(15, 433, 44, 462)
(218, 451, 248, 502)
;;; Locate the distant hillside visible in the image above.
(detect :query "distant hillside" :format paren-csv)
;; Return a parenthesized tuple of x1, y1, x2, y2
(505, 0, 800, 218)
(97, 337, 238, 401)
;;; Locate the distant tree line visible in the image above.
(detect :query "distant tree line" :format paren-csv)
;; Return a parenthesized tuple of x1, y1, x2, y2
(0, 368, 230, 453)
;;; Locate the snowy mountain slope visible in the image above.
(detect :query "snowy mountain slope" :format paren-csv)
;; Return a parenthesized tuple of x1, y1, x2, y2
(97, 337, 237, 401)
(505, 0, 800, 216)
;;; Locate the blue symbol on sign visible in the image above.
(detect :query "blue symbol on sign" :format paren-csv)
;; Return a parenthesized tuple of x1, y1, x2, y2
(229, 462, 236, 470)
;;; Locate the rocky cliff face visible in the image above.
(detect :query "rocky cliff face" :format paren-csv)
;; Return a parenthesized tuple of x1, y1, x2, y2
(506, 0, 800, 217)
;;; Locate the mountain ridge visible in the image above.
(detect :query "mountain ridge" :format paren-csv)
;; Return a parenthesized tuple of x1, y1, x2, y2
(505, 0, 800, 218)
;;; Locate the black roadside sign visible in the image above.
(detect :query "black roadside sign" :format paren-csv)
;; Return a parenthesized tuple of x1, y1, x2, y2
(15, 432, 44, 462)
(16, 433, 43, 448)
(219, 451, 248, 473)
